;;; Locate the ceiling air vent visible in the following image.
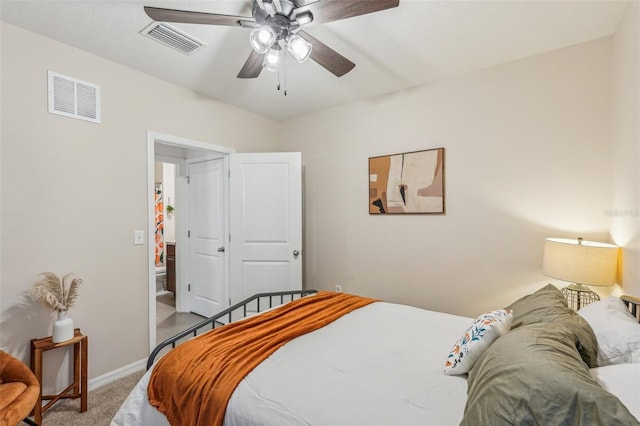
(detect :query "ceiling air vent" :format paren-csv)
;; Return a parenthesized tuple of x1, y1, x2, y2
(47, 71, 101, 123)
(141, 22, 206, 55)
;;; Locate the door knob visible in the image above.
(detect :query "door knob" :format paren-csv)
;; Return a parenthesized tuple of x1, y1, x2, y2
(293, 250, 300, 257)
(217, 247, 225, 253)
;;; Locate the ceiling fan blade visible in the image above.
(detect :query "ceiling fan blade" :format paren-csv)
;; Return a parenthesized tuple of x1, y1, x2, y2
(298, 31, 355, 77)
(144, 6, 254, 27)
(237, 50, 265, 78)
(293, 0, 399, 25)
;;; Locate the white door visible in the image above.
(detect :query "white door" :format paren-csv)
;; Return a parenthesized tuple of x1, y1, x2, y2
(188, 158, 227, 317)
(229, 152, 302, 304)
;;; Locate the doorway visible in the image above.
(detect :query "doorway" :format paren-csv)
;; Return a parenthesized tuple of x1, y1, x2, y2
(153, 159, 205, 344)
(146, 131, 303, 354)
(147, 131, 234, 352)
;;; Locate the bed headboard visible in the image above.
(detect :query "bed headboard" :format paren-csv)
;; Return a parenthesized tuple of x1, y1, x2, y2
(620, 295, 640, 322)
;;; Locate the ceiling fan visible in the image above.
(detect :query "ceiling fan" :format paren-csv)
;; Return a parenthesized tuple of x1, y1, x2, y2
(144, 0, 400, 80)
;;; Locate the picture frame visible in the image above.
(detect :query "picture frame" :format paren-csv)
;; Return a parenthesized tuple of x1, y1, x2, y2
(369, 147, 445, 214)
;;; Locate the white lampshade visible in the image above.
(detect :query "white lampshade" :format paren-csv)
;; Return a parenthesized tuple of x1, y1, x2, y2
(287, 34, 312, 63)
(542, 238, 618, 286)
(263, 45, 282, 72)
(250, 26, 276, 54)
(261, 0, 277, 16)
(295, 11, 313, 26)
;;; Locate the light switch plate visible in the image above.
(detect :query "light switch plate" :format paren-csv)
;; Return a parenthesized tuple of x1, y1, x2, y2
(134, 230, 145, 245)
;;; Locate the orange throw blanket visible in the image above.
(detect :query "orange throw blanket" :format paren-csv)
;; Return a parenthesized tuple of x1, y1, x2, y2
(148, 291, 377, 426)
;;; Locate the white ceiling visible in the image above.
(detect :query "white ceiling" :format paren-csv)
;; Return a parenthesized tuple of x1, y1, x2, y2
(0, 0, 629, 121)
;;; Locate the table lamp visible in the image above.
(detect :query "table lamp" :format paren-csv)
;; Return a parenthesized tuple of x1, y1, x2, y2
(542, 237, 619, 310)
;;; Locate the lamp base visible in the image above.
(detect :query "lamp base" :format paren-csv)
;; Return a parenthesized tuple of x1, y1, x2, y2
(561, 285, 600, 310)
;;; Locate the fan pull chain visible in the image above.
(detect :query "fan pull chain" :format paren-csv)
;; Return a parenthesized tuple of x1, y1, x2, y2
(283, 51, 287, 96)
(276, 47, 281, 92)
(274, 47, 287, 96)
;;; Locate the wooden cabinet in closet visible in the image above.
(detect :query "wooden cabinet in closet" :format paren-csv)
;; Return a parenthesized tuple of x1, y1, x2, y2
(166, 242, 176, 294)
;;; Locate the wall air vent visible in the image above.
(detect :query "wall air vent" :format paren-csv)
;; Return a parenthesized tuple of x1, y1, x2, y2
(47, 71, 101, 123)
(141, 22, 206, 55)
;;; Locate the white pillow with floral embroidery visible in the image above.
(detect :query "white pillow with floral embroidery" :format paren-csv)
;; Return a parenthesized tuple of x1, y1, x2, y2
(444, 309, 513, 375)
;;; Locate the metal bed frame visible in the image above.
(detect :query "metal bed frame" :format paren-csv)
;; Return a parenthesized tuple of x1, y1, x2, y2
(147, 289, 317, 369)
(621, 294, 640, 322)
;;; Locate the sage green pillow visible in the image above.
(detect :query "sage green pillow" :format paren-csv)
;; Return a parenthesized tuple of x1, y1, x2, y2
(462, 323, 639, 426)
(505, 284, 598, 368)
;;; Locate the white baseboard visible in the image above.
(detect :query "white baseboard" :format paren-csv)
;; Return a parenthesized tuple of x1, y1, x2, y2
(88, 358, 147, 391)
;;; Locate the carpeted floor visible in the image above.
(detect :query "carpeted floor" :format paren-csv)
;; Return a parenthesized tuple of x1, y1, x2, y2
(36, 369, 146, 426)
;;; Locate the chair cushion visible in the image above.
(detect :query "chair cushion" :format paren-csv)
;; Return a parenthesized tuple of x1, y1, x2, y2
(0, 382, 28, 411)
(0, 351, 40, 426)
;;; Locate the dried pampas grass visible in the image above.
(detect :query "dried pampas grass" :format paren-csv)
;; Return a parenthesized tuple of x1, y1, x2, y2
(32, 272, 83, 312)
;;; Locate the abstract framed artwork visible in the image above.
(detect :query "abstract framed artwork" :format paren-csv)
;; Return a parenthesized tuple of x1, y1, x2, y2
(369, 148, 445, 214)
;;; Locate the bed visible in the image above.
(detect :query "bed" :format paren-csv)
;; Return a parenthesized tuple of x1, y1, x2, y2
(112, 286, 640, 426)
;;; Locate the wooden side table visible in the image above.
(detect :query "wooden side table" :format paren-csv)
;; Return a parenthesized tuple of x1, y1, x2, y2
(30, 328, 88, 424)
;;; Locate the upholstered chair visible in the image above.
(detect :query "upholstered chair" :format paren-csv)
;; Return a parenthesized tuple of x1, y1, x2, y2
(0, 350, 40, 426)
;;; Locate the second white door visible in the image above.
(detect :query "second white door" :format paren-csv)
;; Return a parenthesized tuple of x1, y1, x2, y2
(188, 158, 227, 317)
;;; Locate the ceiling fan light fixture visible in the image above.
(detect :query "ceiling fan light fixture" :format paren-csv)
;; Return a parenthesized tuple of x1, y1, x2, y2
(261, 0, 277, 16)
(250, 26, 276, 54)
(144, 0, 401, 80)
(264, 45, 282, 72)
(287, 34, 312, 63)
(295, 11, 313, 26)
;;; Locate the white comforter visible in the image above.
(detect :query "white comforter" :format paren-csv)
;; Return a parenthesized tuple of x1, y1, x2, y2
(113, 301, 472, 426)
(112, 301, 640, 425)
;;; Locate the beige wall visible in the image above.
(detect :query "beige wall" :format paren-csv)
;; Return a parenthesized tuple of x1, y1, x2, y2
(0, 22, 279, 380)
(610, 2, 640, 297)
(281, 37, 617, 317)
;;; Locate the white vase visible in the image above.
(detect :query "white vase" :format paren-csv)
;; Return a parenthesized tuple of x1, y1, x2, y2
(52, 310, 74, 343)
